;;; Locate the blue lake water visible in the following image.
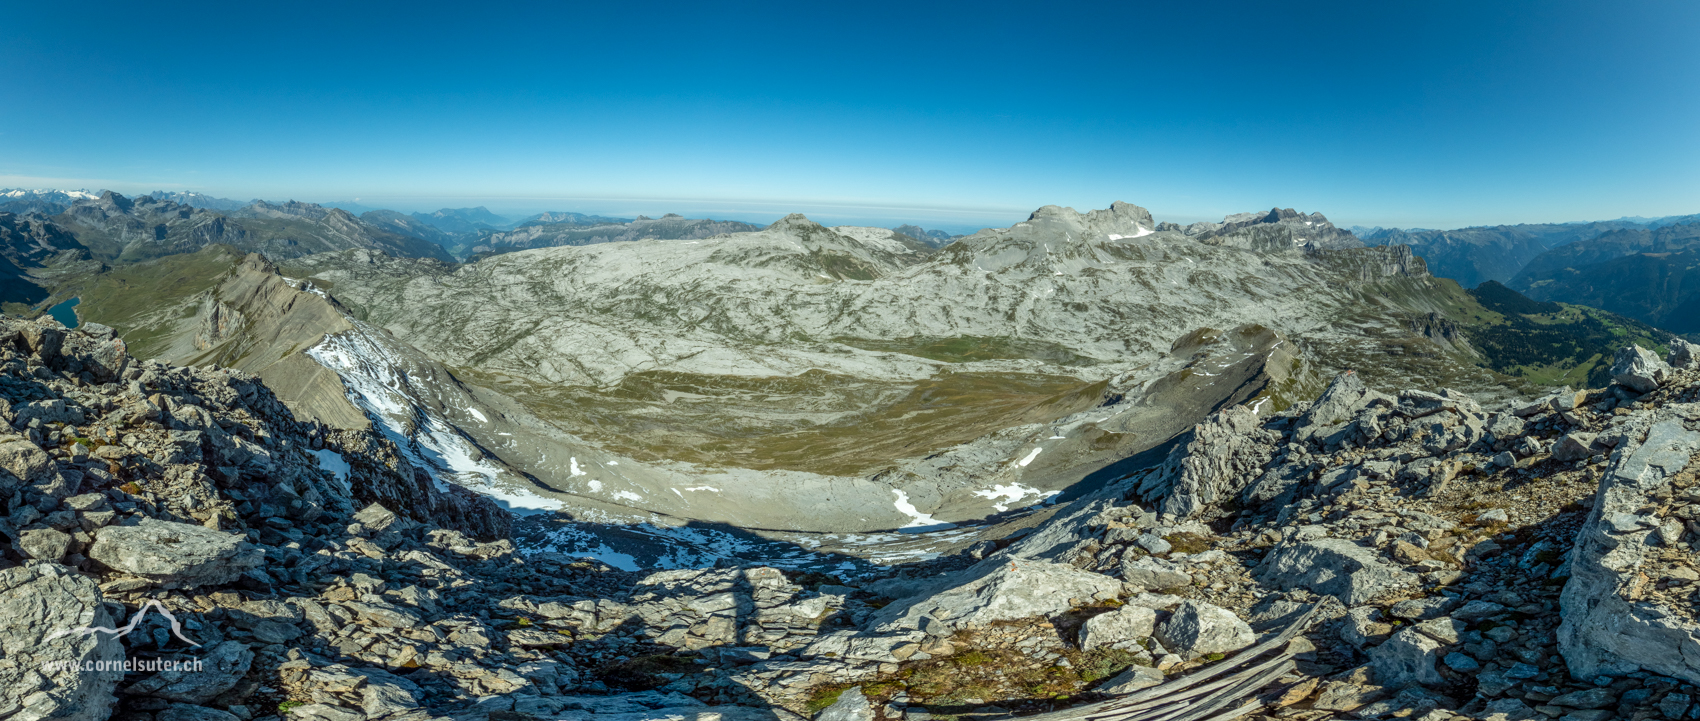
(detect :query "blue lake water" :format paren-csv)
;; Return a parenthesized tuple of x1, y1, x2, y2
(47, 297, 79, 329)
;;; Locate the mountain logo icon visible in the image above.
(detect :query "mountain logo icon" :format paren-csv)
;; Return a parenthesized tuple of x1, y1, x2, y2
(44, 600, 201, 647)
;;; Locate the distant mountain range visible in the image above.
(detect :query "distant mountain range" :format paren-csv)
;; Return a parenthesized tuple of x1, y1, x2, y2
(1, 191, 453, 266)
(145, 190, 250, 212)
(0, 188, 101, 216)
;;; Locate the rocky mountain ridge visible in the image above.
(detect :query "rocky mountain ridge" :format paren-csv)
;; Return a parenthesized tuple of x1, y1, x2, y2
(6, 307, 1700, 721)
(31, 193, 455, 265)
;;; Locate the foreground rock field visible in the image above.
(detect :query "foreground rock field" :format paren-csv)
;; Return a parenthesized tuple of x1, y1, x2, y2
(3, 313, 1700, 721)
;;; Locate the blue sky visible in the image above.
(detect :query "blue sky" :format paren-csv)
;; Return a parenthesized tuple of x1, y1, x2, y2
(2, 0, 1697, 231)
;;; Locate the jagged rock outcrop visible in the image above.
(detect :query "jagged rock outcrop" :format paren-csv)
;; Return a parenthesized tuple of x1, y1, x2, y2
(1612, 345, 1670, 393)
(1559, 416, 1700, 682)
(1139, 405, 1279, 516)
(0, 563, 125, 721)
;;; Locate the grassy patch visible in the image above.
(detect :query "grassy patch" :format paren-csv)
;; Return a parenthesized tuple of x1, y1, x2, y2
(466, 366, 1108, 476)
(49, 245, 242, 358)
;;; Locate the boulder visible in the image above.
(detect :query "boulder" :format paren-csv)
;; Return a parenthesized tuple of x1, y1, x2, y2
(871, 558, 1119, 633)
(1080, 604, 1157, 652)
(1669, 338, 1699, 370)
(1120, 555, 1193, 590)
(1099, 664, 1164, 693)
(1559, 419, 1700, 683)
(1551, 431, 1599, 462)
(125, 640, 254, 704)
(0, 564, 124, 721)
(88, 518, 264, 589)
(1610, 345, 1669, 393)
(815, 686, 873, 721)
(18, 527, 73, 562)
(1152, 600, 1254, 659)
(1253, 537, 1417, 605)
(1367, 627, 1444, 687)
(0, 436, 56, 490)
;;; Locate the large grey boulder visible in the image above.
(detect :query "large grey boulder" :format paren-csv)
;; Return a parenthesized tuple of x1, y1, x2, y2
(1559, 419, 1700, 683)
(1670, 339, 1700, 370)
(88, 518, 264, 589)
(871, 558, 1119, 633)
(18, 527, 73, 562)
(0, 436, 59, 495)
(1080, 604, 1158, 652)
(1611, 345, 1670, 393)
(1551, 431, 1599, 462)
(1368, 627, 1445, 687)
(1153, 600, 1254, 659)
(1254, 537, 1417, 605)
(0, 564, 124, 721)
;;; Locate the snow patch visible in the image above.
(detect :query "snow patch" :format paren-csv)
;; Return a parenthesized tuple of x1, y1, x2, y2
(973, 483, 1061, 512)
(466, 408, 487, 423)
(1017, 447, 1043, 467)
(1107, 227, 1154, 240)
(612, 490, 643, 502)
(891, 489, 956, 533)
(569, 457, 587, 476)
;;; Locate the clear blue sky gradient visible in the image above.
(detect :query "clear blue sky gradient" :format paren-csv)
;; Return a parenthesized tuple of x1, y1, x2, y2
(3, 0, 1697, 231)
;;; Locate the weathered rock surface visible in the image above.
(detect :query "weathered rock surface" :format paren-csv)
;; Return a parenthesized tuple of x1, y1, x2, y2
(1153, 600, 1255, 659)
(88, 518, 264, 588)
(1559, 417, 1700, 683)
(1080, 604, 1158, 652)
(1671, 338, 1700, 370)
(0, 564, 124, 721)
(871, 558, 1119, 633)
(1253, 537, 1417, 604)
(1611, 345, 1670, 393)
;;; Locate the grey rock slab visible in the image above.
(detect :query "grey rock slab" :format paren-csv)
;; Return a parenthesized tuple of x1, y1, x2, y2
(1559, 419, 1700, 684)
(17, 527, 72, 562)
(1548, 687, 1616, 709)
(1152, 600, 1254, 659)
(815, 686, 873, 721)
(1670, 339, 1700, 370)
(0, 563, 124, 721)
(1079, 605, 1157, 652)
(1099, 664, 1164, 693)
(88, 518, 263, 589)
(1367, 627, 1445, 687)
(1253, 537, 1417, 605)
(871, 558, 1118, 633)
(1611, 345, 1669, 393)
(1552, 432, 1599, 462)
(1119, 555, 1192, 590)
(125, 640, 254, 704)
(343, 600, 423, 629)
(0, 437, 55, 491)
